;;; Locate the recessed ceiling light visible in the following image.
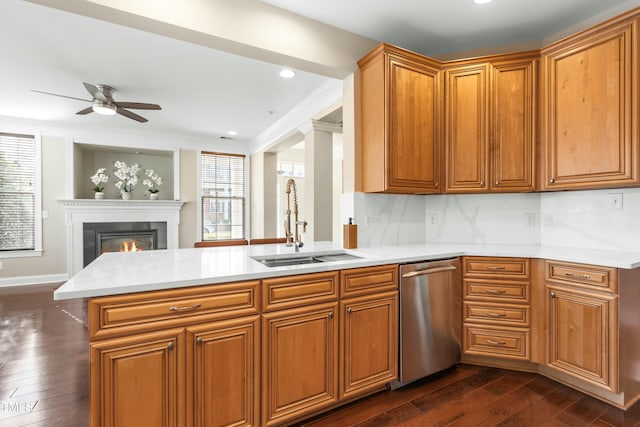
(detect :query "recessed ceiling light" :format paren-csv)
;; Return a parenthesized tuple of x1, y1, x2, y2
(227, 130, 237, 136)
(474, 0, 494, 4)
(279, 69, 296, 79)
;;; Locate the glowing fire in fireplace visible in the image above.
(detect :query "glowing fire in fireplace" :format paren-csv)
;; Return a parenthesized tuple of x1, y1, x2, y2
(120, 240, 142, 252)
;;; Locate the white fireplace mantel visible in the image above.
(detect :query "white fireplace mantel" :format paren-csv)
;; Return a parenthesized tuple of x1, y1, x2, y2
(60, 199, 184, 276)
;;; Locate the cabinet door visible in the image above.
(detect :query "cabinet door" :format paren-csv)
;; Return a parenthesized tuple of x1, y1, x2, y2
(445, 64, 490, 192)
(547, 286, 618, 392)
(186, 316, 260, 427)
(90, 328, 184, 427)
(388, 57, 442, 193)
(491, 59, 536, 191)
(262, 302, 339, 426)
(542, 19, 637, 189)
(340, 291, 398, 399)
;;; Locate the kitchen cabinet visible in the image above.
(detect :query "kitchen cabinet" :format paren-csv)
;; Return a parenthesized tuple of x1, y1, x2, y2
(261, 302, 339, 427)
(358, 43, 443, 194)
(461, 257, 532, 361)
(88, 281, 260, 427)
(541, 14, 639, 190)
(186, 317, 260, 427)
(90, 328, 184, 427)
(444, 54, 537, 193)
(544, 261, 619, 393)
(339, 264, 398, 399)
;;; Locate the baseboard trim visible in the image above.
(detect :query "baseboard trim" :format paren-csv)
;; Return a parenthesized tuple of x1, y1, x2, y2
(0, 273, 69, 288)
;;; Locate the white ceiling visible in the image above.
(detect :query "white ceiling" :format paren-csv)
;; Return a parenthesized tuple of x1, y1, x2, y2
(2, 0, 639, 150)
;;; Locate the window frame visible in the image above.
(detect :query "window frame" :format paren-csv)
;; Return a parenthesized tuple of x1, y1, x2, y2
(0, 130, 43, 258)
(198, 150, 248, 242)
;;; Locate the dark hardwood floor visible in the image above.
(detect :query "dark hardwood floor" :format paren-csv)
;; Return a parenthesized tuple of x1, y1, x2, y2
(1, 284, 639, 426)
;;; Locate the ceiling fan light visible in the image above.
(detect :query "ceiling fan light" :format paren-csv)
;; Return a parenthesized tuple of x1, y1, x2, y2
(92, 100, 116, 116)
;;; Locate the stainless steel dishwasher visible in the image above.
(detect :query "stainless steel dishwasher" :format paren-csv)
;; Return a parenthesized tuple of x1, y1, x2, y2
(392, 258, 461, 389)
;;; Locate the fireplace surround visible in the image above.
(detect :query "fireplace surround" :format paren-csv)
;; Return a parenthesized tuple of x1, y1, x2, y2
(61, 199, 184, 275)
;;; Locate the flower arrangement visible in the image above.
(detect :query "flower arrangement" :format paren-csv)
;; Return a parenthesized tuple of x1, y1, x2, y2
(113, 161, 141, 193)
(90, 168, 109, 192)
(142, 169, 163, 194)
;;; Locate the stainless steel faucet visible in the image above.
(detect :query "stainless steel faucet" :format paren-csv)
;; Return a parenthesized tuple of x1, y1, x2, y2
(284, 178, 308, 252)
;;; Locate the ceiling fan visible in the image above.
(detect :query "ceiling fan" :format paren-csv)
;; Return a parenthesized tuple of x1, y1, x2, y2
(31, 82, 161, 123)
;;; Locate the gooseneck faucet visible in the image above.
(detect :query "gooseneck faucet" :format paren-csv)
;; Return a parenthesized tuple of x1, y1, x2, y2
(284, 178, 308, 252)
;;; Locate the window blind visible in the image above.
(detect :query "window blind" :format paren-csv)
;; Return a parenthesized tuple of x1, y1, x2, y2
(201, 152, 245, 241)
(0, 133, 36, 251)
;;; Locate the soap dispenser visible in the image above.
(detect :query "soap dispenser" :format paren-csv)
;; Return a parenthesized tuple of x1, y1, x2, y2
(343, 217, 358, 249)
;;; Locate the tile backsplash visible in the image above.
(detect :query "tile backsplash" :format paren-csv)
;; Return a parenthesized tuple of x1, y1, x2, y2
(351, 188, 640, 251)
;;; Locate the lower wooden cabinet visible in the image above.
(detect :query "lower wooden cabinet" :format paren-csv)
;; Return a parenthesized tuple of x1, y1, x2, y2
(546, 284, 618, 393)
(186, 316, 260, 427)
(340, 291, 398, 399)
(261, 302, 339, 427)
(90, 328, 185, 427)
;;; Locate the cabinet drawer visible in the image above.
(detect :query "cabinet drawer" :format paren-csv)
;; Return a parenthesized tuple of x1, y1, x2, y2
(89, 281, 260, 340)
(463, 302, 530, 326)
(340, 264, 398, 297)
(463, 325, 530, 360)
(546, 261, 617, 292)
(463, 279, 529, 303)
(262, 271, 339, 312)
(463, 257, 530, 279)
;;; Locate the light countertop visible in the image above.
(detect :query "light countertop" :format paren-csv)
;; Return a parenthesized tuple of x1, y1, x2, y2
(53, 241, 640, 300)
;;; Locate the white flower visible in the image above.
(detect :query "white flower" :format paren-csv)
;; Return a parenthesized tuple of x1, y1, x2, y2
(90, 167, 109, 192)
(112, 161, 141, 193)
(142, 168, 163, 193)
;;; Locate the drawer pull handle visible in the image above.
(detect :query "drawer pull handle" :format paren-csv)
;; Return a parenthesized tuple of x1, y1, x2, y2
(485, 339, 507, 346)
(564, 272, 591, 280)
(169, 303, 202, 312)
(486, 312, 507, 318)
(485, 289, 506, 294)
(196, 337, 203, 345)
(168, 342, 175, 351)
(485, 266, 506, 271)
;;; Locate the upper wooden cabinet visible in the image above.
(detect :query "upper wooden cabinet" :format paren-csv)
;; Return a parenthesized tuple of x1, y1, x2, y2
(541, 14, 639, 190)
(445, 55, 537, 193)
(359, 43, 443, 194)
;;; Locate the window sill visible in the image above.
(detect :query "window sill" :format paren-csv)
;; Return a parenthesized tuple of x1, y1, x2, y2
(0, 250, 43, 259)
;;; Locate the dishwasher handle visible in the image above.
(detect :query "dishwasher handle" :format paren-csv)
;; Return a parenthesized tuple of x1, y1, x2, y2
(401, 265, 456, 278)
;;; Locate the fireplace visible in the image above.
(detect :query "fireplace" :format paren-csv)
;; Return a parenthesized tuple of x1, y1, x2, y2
(61, 199, 184, 275)
(83, 222, 167, 267)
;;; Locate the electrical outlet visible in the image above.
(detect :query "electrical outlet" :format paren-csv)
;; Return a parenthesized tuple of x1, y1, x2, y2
(525, 213, 535, 228)
(427, 213, 438, 225)
(608, 193, 623, 210)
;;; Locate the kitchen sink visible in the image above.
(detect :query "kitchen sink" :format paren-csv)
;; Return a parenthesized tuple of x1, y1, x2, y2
(252, 251, 362, 268)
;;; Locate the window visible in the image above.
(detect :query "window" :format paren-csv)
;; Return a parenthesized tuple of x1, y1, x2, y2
(0, 132, 40, 254)
(201, 152, 245, 241)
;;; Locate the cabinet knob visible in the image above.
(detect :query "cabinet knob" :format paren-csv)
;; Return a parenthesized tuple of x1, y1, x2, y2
(168, 341, 175, 351)
(549, 178, 555, 184)
(550, 292, 556, 298)
(480, 180, 485, 187)
(196, 337, 203, 345)
(328, 311, 334, 319)
(494, 181, 499, 186)
(347, 307, 352, 314)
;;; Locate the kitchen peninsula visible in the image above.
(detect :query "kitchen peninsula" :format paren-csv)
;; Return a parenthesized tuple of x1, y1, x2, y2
(55, 242, 640, 426)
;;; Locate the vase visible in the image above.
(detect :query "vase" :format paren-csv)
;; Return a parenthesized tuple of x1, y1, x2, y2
(94, 192, 105, 199)
(121, 191, 133, 201)
(149, 192, 159, 200)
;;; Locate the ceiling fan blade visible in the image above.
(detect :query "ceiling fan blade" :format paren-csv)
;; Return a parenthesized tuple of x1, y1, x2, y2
(116, 107, 148, 123)
(76, 107, 94, 115)
(83, 82, 107, 101)
(114, 102, 161, 110)
(30, 89, 91, 103)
